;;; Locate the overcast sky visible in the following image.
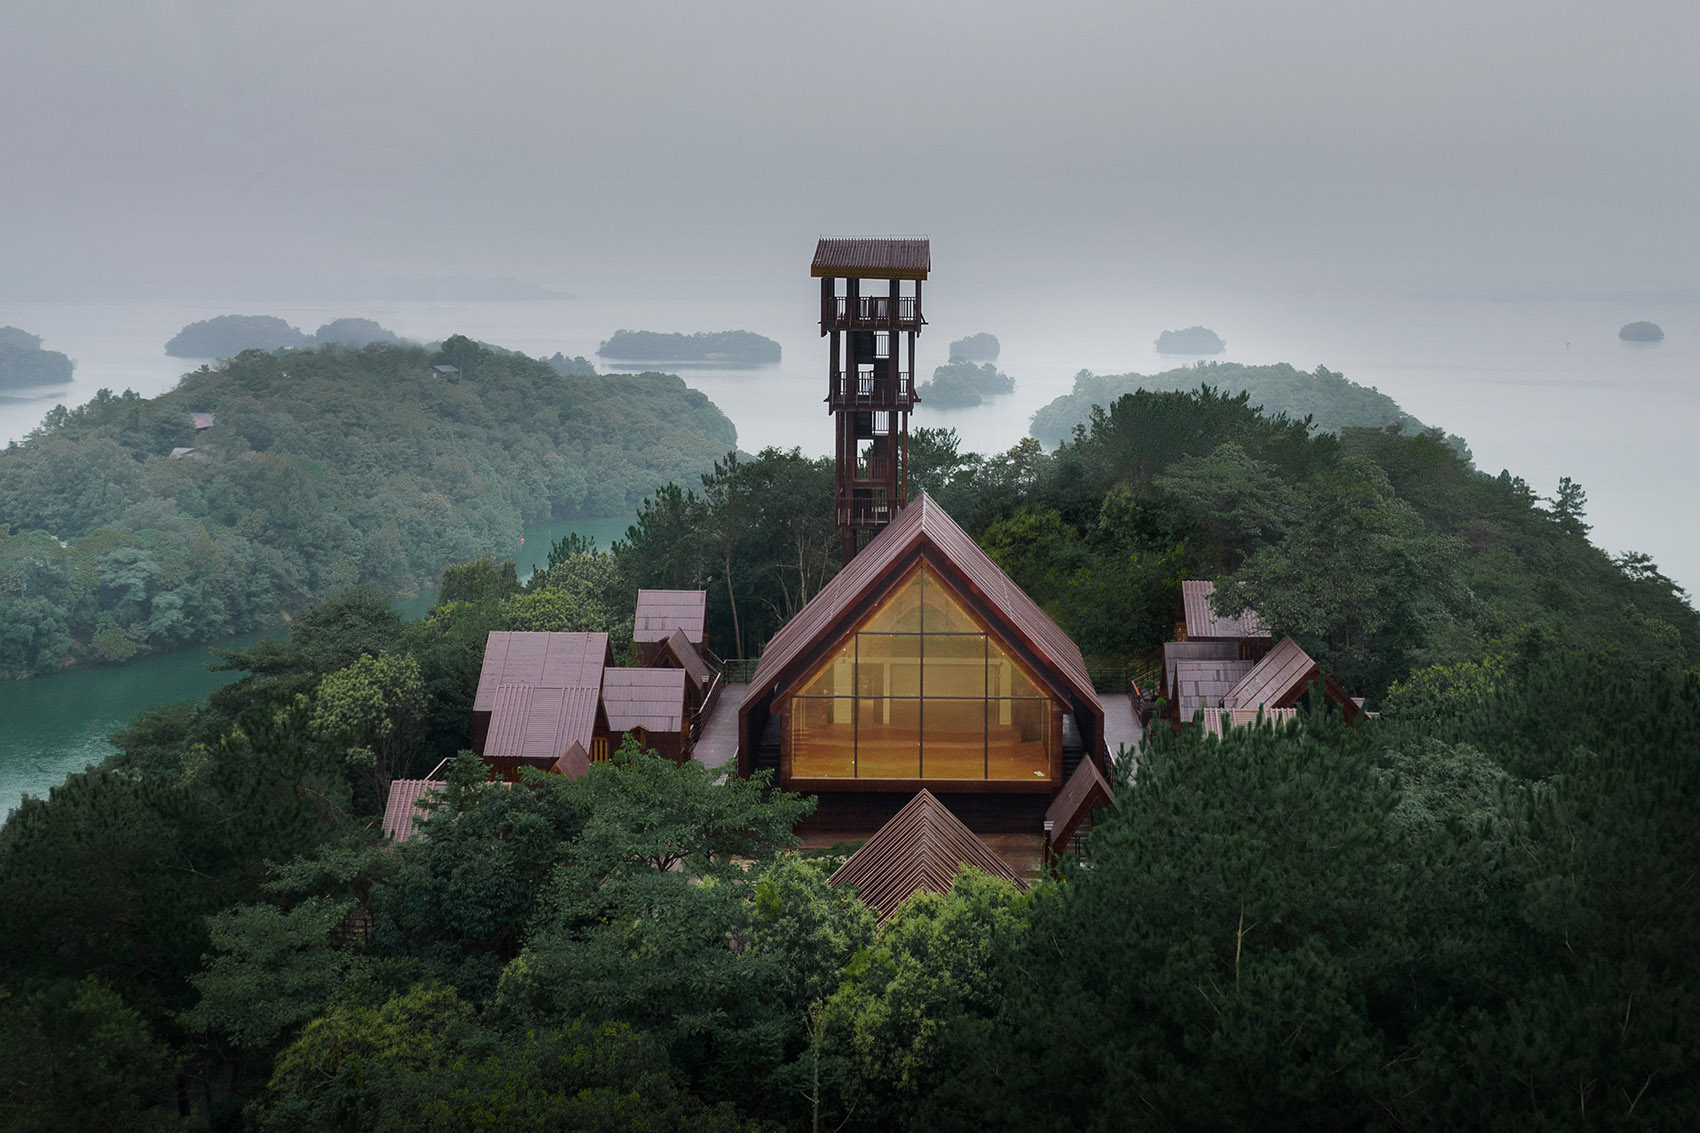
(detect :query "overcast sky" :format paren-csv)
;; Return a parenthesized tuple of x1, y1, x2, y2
(4, 0, 1696, 299)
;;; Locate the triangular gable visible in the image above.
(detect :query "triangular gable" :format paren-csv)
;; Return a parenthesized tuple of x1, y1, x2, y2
(1223, 637, 1360, 722)
(554, 741, 590, 779)
(744, 494, 1102, 770)
(1045, 757, 1117, 861)
(662, 626, 713, 691)
(830, 789, 1025, 924)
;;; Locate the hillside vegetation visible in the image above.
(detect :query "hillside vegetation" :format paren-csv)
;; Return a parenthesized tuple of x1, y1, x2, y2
(1029, 361, 1461, 449)
(165, 315, 407, 357)
(597, 329, 781, 364)
(0, 340, 735, 676)
(0, 326, 74, 389)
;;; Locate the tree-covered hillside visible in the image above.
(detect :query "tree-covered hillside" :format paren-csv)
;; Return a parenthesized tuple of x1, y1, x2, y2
(0, 327, 74, 389)
(0, 341, 735, 676)
(1029, 361, 1462, 450)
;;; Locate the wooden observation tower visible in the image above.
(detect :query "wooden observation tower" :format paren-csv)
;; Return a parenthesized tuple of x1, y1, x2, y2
(811, 236, 930, 564)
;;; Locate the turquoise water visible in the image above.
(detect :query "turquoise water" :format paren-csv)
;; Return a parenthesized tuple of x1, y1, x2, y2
(0, 514, 635, 820)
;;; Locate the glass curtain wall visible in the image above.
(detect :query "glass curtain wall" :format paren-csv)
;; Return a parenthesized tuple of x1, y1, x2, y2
(790, 566, 1053, 780)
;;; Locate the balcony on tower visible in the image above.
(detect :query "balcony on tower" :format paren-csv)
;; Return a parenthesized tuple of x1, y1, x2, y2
(813, 237, 929, 334)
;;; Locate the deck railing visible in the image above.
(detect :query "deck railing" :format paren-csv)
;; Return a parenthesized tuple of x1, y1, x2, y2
(830, 370, 911, 406)
(828, 296, 922, 324)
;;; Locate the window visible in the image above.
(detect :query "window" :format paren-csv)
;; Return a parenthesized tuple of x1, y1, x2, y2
(789, 566, 1052, 781)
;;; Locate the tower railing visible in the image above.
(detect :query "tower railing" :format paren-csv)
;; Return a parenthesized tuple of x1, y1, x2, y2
(829, 370, 911, 408)
(827, 296, 923, 326)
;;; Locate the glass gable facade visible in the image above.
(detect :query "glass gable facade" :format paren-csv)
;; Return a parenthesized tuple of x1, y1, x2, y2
(789, 565, 1053, 781)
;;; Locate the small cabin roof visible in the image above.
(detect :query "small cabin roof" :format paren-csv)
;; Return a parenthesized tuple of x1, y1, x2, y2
(382, 779, 441, 841)
(811, 236, 931, 280)
(191, 412, 215, 429)
(1222, 636, 1361, 722)
(433, 364, 459, 375)
(602, 667, 687, 734)
(1045, 757, 1117, 857)
(662, 626, 713, 690)
(1180, 580, 1267, 640)
(169, 446, 196, 459)
(475, 631, 609, 711)
(483, 684, 602, 764)
(1173, 658, 1256, 719)
(1163, 640, 1245, 700)
(633, 589, 707, 644)
(830, 790, 1025, 924)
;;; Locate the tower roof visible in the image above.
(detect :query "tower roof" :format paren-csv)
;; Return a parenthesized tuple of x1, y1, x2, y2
(811, 236, 931, 280)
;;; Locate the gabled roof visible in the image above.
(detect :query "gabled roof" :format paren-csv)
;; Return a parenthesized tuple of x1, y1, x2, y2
(811, 237, 931, 280)
(1163, 640, 1244, 701)
(634, 589, 706, 645)
(382, 779, 441, 841)
(749, 492, 1098, 719)
(1223, 636, 1360, 722)
(830, 790, 1025, 924)
(1174, 658, 1256, 719)
(661, 626, 713, 691)
(602, 667, 687, 733)
(1181, 580, 1267, 640)
(1045, 757, 1117, 859)
(483, 684, 601, 764)
(191, 412, 215, 429)
(475, 632, 609, 711)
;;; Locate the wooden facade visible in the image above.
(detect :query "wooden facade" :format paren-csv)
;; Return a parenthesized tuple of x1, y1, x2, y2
(813, 236, 930, 564)
(602, 667, 692, 764)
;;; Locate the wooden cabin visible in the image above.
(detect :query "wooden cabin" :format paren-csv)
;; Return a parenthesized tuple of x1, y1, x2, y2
(633, 589, 709, 665)
(602, 667, 691, 764)
(737, 493, 1108, 870)
(472, 631, 614, 775)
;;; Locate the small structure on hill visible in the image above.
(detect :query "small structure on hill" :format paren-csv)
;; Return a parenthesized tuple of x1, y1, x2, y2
(830, 789, 1026, 924)
(473, 631, 614, 769)
(602, 667, 692, 763)
(634, 589, 709, 664)
(432, 364, 459, 378)
(1044, 757, 1117, 863)
(382, 779, 441, 842)
(191, 412, 215, 431)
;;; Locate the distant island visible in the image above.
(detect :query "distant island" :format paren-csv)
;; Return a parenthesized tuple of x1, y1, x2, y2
(0, 339, 736, 677)
(918, 358, 1016, 408)
(544, 352, 597, 376)
(948, 332, 1000, 362)
(1029, 361, 1467, 455)
(0, 326, 74, 389)
(1155, 326, 1227, 355)
(597, 329, 781, 365)
(1619, 321, 1665, 343)
(165, 314, 408, 358)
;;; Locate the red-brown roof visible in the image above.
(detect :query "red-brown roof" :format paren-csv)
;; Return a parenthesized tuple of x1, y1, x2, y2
(661, 626, 713, 691)
(602, 667, 687, 733)
(474, 632, 609, 711)
(1163, 640, 1245, 702)
(1173, 658, 1256, 720)
(382, 779, 440, 842)
(829, 789, 1025, 924)
(483, 684, 602, 764)
(633, 590, 707, 645)
(748, 492, 1100, 726)
(811, 236, 931, 280)
(1223, 636, 1360, 721)
(1045, 757, 1117, 858)
(1181, 580, 1267, 640)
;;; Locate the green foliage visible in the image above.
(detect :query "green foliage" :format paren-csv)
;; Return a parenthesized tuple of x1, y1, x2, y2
(1154, 325, 1226, 354)
(0, 332, 74, 389)
(820, 869, 1026, 1132)
(0, 341, 736, 675)
(946, 332, 999, 362)
(311, 651, 429, 808)
(507, 545, 631, 640)
(436, 557, 519, 605)
(0, 978, 181, 1132)
(165, 314, 314, 356)
(916, 359, 1015, 407)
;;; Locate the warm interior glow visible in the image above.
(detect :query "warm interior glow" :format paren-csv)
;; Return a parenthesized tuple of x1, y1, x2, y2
(789, 565, 1052, 780)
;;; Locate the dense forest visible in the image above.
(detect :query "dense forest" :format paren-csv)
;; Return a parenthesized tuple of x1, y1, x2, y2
(0, 385, 1696, 1127)
(1030, 361, 1462, 450)
(1154, 325, 1226, 354)
(947, 332, 1000, 361)
(916, 358, 1016, 408)
(597, 330, 781, 365)
(0, 326, 74, 389)
(0, 339, 735, 677)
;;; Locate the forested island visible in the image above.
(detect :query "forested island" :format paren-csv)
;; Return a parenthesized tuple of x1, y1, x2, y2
(0, 326, 74, 389)
(544, 351, 597, 376)
(948, 332, 1000, 361)
(165, 315, 407, 358)
(1154, 325, 1226, 354)
(1029, 361, 1463, 450)
(916, 358, 1016, 407)
(0, 340, 734, 676)
(1620, 320, 1665, 342)
(597, 329, 781, 365)
(2, 382, 1696, 1127)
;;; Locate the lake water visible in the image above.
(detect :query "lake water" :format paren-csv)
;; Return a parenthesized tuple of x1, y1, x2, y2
(2, 280, 1696, 814)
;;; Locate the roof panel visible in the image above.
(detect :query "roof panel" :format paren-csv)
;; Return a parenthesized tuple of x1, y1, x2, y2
(382, 779, 440, 841)
(1181, 580, 1268, 640)
(633, 590, 707, 644)
(811, 236, 931, 280)
(603, 667, 687, 732)
(830, 790, 1024, 924)
(475, 631, 608, 710)
(484, 684, 599, 763)
(1224, 637, 1317, 710)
